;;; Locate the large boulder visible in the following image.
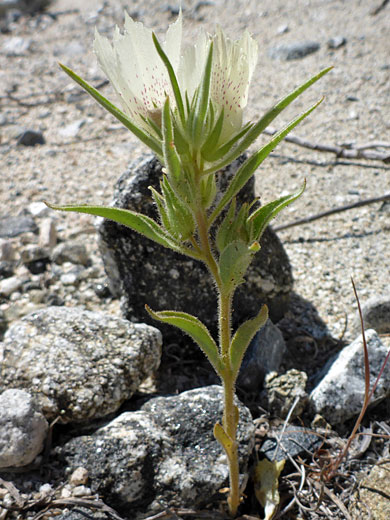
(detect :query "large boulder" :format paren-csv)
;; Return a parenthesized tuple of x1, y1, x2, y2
(97, 155, 293, 342)
(0, 306, 162, 423)
(60, 385, 255, 518)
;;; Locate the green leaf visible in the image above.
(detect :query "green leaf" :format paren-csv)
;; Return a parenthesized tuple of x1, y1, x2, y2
(149, 185, 171, 233)
(152, 33, 185, 125)
(230, 304, 268, 380)
(219, 240, 254, 291)
(203, 121, 254, 163)
(204, 66, 332, 173)
(248, 181, 306, 241)
(209, 97, 323, 225)
(44, 201, 186, 254)
(160, 176, 195, 240)
(162, 98, 182, 183)
(145, 306, 224, 376)
(201, 106, 224, 160)
(59, 63, 162, 157)
(214, 423, 233, 452)
(216, 198, 237, 254)
(191, 41, 213, 148)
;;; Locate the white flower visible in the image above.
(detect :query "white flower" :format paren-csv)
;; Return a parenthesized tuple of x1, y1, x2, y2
(93, 12, 258, 142)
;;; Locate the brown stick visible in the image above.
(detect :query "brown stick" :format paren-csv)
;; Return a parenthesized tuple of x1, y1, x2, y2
(273, 193, 390, 232)
(263, 127, 390, 164)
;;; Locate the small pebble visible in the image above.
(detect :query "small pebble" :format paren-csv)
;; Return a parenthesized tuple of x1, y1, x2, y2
(16, 129, 45, 147)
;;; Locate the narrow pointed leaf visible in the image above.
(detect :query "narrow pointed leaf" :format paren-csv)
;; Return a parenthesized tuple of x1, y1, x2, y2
(201, 106, 224, 160)
(209, 98, 323, 225)
(204, 121, 254, 163)
(162, 98, 182, 182)
(216, 198, 236, 254)
(204, 66, 332, 173)
(44, 202, 185, 253)
(149, 185, 171, 233)
(192, 41, 213, 147)
(152, 33, 185, 124)
(248, 181, 306, 241)
(230, 304, 268, 379)
(59, 63, 162, 157)
(145, 306, 224, 376)
(214, 423, 234, 452)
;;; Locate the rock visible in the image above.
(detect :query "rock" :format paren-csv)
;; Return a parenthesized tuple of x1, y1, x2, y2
(0, 238, 16, 262)
(310, 330, 390, 425)
(28, 201, 50, 217)
(20, 244, 49, 264)
(2, 36, 31, 56)
(97, 155, 293, 343)
(0, 215, 37, 238)
(0, 0, 51, 16)
(39, 218, 57, 250)
(349, 460, 390, 520)
(328, 36, 347, 49)
(0, 389, 48, 468)
(60, 386, 255, 517)
(58, 119, 86, 139)
(51, 241, 89, 266)
(268, 41, 320, 60)
(262, 369, 308, 419)
(259, 424, 321, 462)
(352, 294, 390, 335)
(0, 307, 162, 422)
(236, 319, 286, 391)
(69, 467, 89, 486)
(0, 275, 22, 296)
(16, 129, 45, 146)
(0, 261, 14, 279)
(20, 244, 50, 274)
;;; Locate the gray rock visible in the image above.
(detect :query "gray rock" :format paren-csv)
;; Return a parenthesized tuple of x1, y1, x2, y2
(268, 41, 320, 60)
(0, 307, 162, 422)
(0, 215, 37, 238)
(260, 425, 321, 462)
(0, 275, 22, 296)
(0, 261, 14, 279)
(16, 129, 45, 146)
(51, 241, 89, 266)
(61, 385, 255, 517)
(0, 389, 48, 468)
(310, 329, 390, 425)
(20, 244, 49, 264)
(263, 369, 308, 419)
(0, 0, 51, 16)
(352, 294, 390, 335)
(97, 154, 292, 343)
(237, 319, 286, 391)
(39, 218, 57, 250)
(328, 36, 347, 49)
(2, 36, 31, 55)
(0, 238, 16, 262)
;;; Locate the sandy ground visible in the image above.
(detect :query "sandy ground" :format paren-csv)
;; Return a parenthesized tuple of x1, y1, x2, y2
(1, 0, 389, 341)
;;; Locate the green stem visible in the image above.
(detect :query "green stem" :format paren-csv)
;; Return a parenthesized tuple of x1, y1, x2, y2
(220, 291, 240, 517)
(192, 165, 240, 516)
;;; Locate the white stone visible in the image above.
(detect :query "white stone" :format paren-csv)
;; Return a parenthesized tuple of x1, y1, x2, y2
(0, 276, 22, 297)
(0, 389, 48, 468)
(310, 330, 390, 425)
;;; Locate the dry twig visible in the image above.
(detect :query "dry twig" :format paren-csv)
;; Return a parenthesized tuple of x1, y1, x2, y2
(273, 193, 390, 232)
(263, 127, 390, 163)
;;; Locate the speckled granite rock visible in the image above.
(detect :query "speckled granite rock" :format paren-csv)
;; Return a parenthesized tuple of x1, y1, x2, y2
(0, 388, 48, 468)
(310, 329, 390, 425)
(60, 385, 255, 518)
(0, 306, 162, 423)
(97, 154, 293, 342)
